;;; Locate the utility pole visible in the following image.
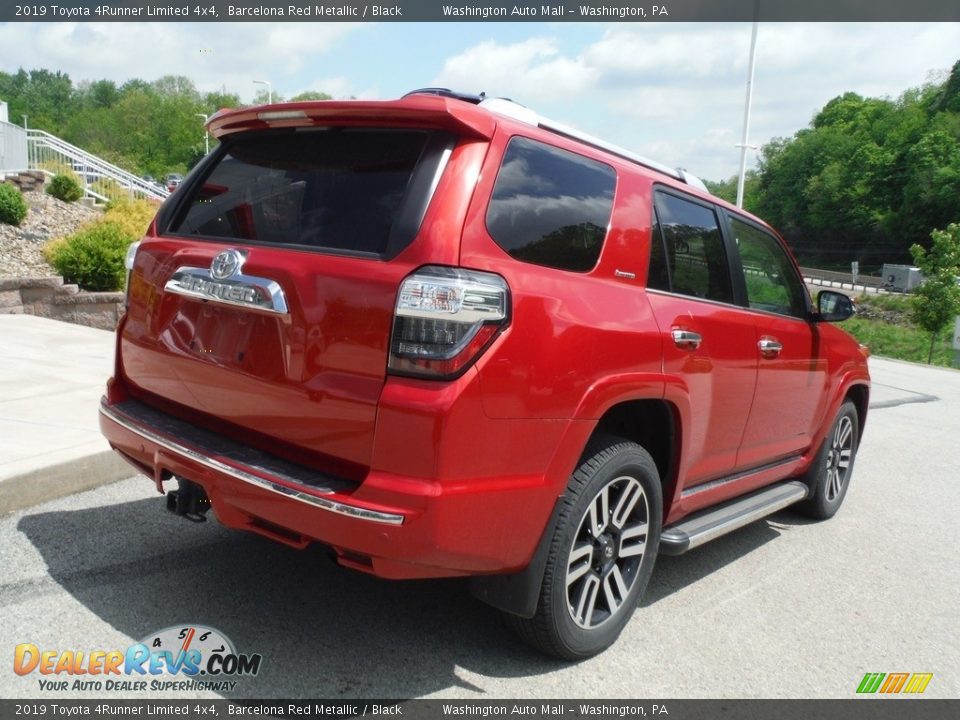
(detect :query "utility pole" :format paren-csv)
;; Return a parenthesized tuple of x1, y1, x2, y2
(253, 80, 273, 104)
(735, 9, 759, 209)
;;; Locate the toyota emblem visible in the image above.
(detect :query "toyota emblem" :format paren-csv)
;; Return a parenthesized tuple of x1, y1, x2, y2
(210, 249, 246, 280)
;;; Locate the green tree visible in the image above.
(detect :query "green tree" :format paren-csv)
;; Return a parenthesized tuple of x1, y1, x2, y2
(252, 88, 283, 105)
(152, 75, 200, 101)
(910, 223, 960, 363)
(932, 59, 960, 114)
(76, 79, 120, 109)
(0, 67, 76, 133)
(203, 90, 241, 113)
(704, 170, 760, 210)
(751, 67, 960, 271)
(289, 91, 333, 101)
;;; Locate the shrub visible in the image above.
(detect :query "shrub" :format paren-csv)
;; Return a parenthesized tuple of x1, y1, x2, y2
(0, 183, 28, 226)
(41, 236, 67, 266)
(102, 197, 157, 239)
(47, 173, 84, 203)
(47, 221, 132, 291)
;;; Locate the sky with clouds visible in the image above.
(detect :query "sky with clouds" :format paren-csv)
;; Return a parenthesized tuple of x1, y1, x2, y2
(0, 21, 958, 181)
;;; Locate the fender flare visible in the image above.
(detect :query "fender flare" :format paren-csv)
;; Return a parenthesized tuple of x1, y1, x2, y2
(471, 375, 678, 618)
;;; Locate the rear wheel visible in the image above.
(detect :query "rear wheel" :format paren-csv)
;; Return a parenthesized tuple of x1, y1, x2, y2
(797, 400, 859, 520)
(507, 436, 662, 660)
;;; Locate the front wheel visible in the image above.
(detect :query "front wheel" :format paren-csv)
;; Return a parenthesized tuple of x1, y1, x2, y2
(506, 437, 662, 660)
(796, 400, 860, 520)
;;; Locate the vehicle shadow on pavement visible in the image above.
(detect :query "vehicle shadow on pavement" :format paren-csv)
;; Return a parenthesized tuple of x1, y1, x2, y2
(644, 515, 789, 606)
(16, 496, 559, 697)
(17, 498, 803, 696)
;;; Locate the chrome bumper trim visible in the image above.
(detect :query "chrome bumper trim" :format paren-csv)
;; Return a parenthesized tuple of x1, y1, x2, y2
(100, 403, 405, 526)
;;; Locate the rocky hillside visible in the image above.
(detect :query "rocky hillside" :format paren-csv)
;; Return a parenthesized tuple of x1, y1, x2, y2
(0, 188, 101, 277)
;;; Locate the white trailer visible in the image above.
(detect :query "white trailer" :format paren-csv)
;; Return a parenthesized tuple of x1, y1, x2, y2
(881, 264, 924, 292)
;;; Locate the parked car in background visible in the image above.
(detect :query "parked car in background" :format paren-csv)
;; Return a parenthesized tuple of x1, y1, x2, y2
(100, 89, 870, 660)
(165, 173, 183, 192)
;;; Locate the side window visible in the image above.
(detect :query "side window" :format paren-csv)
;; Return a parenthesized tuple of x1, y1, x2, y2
(651, 192, 734, 304)
(486, 137, 616, 272)
(730, 217, 808, 318)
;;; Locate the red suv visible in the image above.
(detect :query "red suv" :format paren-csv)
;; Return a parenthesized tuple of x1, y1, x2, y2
(100, 89, 869, 659)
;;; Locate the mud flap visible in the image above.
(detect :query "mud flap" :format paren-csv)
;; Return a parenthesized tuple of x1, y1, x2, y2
(469, 497, 563, 618)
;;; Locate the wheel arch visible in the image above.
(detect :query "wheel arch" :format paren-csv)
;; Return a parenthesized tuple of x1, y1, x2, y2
(844, 382, 870, 440)
(471, 394, 682, 619)
(590, 399, 681, 519)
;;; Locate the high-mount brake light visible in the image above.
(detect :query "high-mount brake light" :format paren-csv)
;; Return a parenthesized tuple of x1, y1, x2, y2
(389, 266, 509, 379)
(257, 110, 308, 121)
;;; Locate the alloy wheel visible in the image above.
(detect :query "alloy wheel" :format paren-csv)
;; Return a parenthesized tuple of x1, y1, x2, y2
(825, 415, 854, 502)
(566, 475, 649, 629)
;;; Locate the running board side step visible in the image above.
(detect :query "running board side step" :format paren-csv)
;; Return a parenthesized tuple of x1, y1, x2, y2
(659, 481, 809, 555)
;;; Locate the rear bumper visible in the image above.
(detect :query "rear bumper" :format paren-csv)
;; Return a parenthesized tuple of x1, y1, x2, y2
(99, 397, 557, 579)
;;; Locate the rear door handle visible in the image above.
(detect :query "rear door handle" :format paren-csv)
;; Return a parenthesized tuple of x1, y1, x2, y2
(672, 329, 702, 351)
(759, 336, 782, 357)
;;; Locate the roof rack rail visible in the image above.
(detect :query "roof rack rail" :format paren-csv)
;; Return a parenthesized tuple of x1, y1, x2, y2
(402, 89, 708, 192)
(402, 88, 487, 104)
(531, 111, 684, 182)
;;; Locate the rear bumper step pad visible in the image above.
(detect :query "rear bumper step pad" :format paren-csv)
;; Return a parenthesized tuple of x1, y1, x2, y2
(100, 399, 405, 526)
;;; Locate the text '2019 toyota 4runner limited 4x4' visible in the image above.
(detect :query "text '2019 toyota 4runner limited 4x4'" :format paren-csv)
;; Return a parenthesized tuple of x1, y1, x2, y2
(100, 89, 869, 659)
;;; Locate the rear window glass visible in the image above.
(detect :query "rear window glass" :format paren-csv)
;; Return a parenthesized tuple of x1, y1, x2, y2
(486, 137, 616, 272)
(168, 129, 434, 255)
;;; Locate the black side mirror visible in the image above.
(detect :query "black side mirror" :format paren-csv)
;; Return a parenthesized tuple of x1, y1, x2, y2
(816, 290, 855, 322)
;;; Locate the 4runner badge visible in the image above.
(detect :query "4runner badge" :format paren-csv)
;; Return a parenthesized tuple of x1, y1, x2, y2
(164, 250, 289, 316)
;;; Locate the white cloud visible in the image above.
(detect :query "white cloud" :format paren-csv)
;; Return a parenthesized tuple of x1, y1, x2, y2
(432, 37, 597, 102)
(1, 21, 957, 182)
(0, 22, 364, 101)
(429, 23, 959, 180)
(583, 24, 748, 81)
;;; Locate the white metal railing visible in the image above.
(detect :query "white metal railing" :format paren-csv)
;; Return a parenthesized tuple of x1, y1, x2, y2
(26, 129, 169, 203)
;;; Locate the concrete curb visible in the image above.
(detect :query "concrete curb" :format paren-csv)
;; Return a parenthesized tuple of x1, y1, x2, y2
(0, 450, 134, 515)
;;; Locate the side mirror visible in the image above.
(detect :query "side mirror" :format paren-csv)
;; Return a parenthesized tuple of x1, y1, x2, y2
(816, 290, 855, 322)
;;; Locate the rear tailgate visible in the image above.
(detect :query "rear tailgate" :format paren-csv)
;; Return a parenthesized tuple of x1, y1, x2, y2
(120, 103, 491, 478)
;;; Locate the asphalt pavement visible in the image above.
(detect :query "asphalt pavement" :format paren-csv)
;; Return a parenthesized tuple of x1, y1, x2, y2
(0, 321, 958, 699)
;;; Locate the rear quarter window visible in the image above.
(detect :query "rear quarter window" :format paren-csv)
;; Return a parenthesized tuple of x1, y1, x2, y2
(486, 136, 616, 272)
(167, 128, 449, 257)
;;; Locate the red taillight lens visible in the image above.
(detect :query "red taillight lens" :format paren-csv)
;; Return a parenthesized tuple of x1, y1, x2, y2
(388, 266, 509, 379)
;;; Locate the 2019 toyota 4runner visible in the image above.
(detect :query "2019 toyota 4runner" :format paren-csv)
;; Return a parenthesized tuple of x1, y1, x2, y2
(99, 89, 870, 659)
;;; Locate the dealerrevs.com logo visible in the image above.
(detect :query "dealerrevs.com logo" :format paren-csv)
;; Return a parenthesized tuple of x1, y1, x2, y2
(14, 625, 263, 693)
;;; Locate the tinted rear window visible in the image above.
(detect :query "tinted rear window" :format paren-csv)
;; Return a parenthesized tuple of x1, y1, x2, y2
(486, 137, 616, 272)
(168, 129, 437, 255)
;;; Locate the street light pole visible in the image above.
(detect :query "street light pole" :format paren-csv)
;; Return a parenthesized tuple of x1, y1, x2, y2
(253, 79, 273, 104)
(196, 113, 210, 155)
(735, 16, 759, 209)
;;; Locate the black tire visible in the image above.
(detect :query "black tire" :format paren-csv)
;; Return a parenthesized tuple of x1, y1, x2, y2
(506, 436, 662, 660)
(796, 400, 859, 520)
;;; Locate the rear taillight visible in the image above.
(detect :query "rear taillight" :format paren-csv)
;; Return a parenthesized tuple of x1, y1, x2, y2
(124, 240, 141, 306)
(388, 266, 509, 379)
